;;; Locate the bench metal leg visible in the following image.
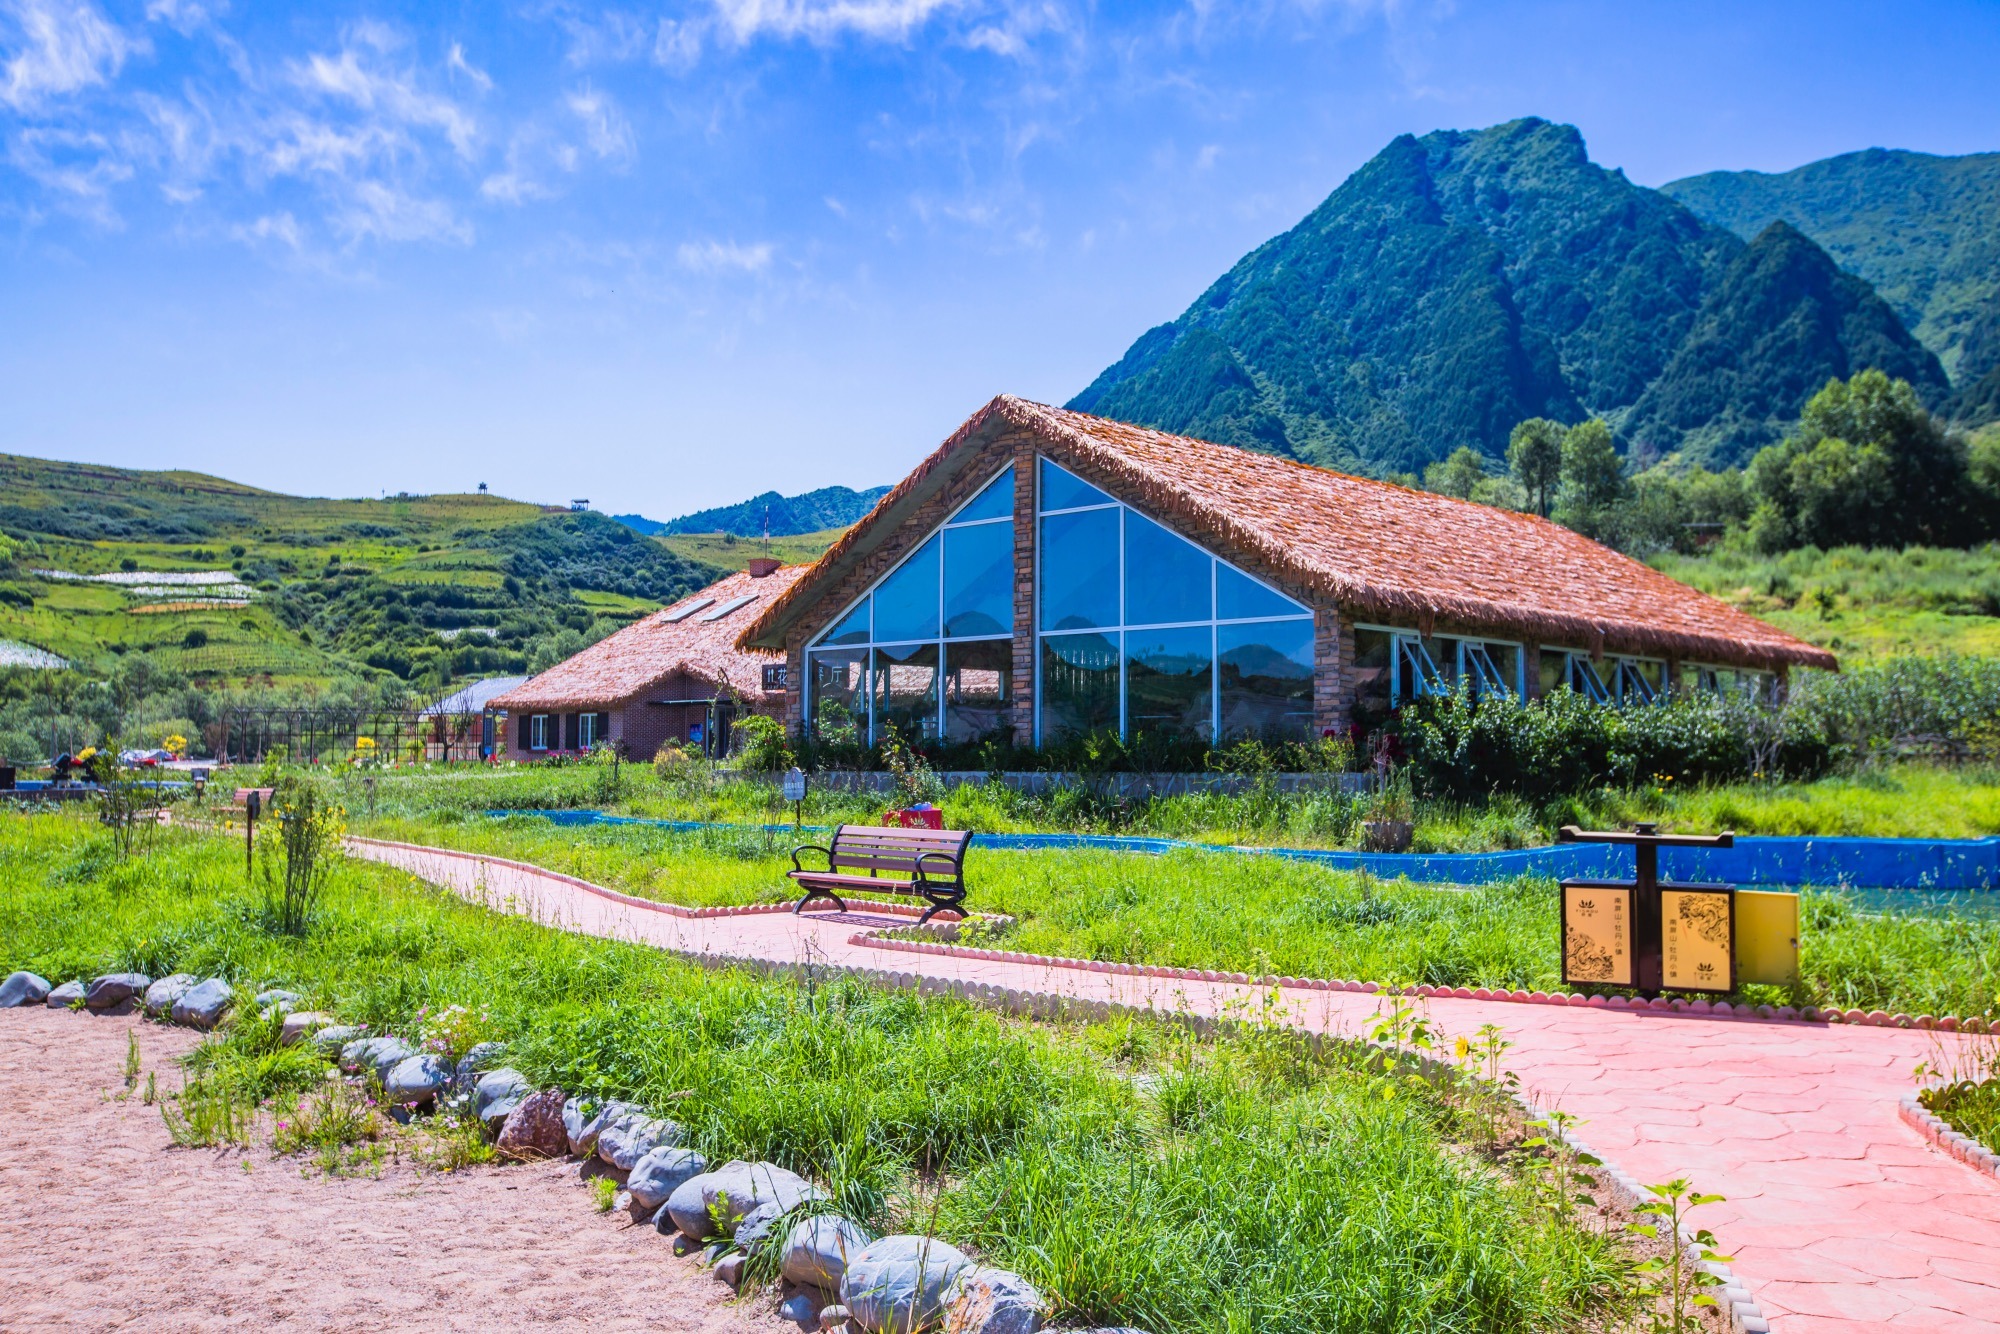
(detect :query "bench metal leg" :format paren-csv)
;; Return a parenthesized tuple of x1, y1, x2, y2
(794, 886, 848, 915)
(913, 892, 966, 928)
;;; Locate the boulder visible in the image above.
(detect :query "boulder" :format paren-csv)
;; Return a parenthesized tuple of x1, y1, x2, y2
(776, 1292, 821, 1328)
(141, 974, 195, 1016)
(596, 1112, 681, 1172)
(383, 1053, 451, 1105)
(713, 1253, 746, 1290)
(781, 1214, 872, 1291)
(85, 972, 151, 1013)
(46, 980, 86, 1009)
(839, 1236, 974, 1334)
(734, 1201, 786, 1258)
(340, 1036, 416, 1083)
(254, 988, 304, 1015)
(278, 1011, 335, 1047)
(170, 978, 234, 1030)
(495, 1089, 569, 1160)
(944, 1267, 1046, 1334)
(312, 1024, 368, 1055)
(626, 1146, 709, 1214)
(453, 1042, 507, 1089)
(818, 1307, 854, 1334)
(473, 1068, 532, 1131)
(562, 1097, 627, 1157)
(0, 971, 51, 1008)
(664, 1160, 824, 1241)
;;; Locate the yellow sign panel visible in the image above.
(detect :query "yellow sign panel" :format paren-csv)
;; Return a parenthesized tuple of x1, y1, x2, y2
(1662, 887, 1734, 993)
(1562, 884, 1633, 987)
(1735, 890, 1800, 988)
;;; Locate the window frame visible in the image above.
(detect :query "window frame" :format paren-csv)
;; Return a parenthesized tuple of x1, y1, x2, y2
(529, 714, 548, 751)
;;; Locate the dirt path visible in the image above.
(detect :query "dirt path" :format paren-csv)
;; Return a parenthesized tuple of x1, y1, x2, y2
(0, 1007, 787, 1333)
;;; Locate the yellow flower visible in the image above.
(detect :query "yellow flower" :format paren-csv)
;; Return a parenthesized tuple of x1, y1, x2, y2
(1453, 1036, 1470, 1060)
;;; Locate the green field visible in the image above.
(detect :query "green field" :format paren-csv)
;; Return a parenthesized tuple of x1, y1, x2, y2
(653, 527, 845, 571)
(0, 807, 1648, 1333)
(0, 453, 729, 688)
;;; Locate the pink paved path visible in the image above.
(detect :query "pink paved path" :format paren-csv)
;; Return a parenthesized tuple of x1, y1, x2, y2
(351, 838, 2000, 1334)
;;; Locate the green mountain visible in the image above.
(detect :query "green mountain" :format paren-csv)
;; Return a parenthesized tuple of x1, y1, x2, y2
(0, 452, 721, 685)
(1663, 148, 2000, 400)
(617, 484, 890, 539)
(1623, 222, 1948, 466)
(1072, 119, 1946, 473)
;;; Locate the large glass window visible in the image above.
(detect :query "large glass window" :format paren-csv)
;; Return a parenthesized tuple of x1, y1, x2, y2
(1219, 620, 1315, 739)
(1034, 458, 1315, 744)
(1041, 633, 1119, 738)
(807, 466, 1015, 744)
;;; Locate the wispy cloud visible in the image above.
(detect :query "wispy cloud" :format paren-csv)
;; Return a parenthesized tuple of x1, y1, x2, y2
(1, 0, 141, 110)
(710, 0, 963, 45)
(677, 238, 774, 272)
(566, 84, 632, 162)
(290, 22, 478, 158)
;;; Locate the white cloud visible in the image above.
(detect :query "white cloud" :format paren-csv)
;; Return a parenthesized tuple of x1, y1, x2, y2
(446, 41, 491, 93)
(6, 124, 133, 222)
(566, 85, 633, 162)
(710, 0, 962, 45)
(290, 22, 478, 159)
(144, 0, 216, 36)
(677, 238, 773, 273)
(1, 0, 141, 110)
(336, 179, 470, 244)
(231, 209, 302, 250)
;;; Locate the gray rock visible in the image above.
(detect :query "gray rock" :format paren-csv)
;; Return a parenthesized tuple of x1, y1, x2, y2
(254, 988, 304, 1014)
(596, 1111, 681, 1173)
(141, 974, 195, 1016)
(626, 1146, 709, 1214)
(781, 1214, 874, 1290)
(713, 1253, 746, 1290)
(562, 1097, 627, 1157)
(85, 972, 151, 1013)
(839, 1235, 974, 1334)
(278, 1011, 334, 1047)
(818, 1308, 853, 1334)
(473, 1069, 531, 1130)
(170, 978, 234, 1030)
(312, 1024, 368, 1055)
(383, 1053, 451, 1104)
(46, 980, 85, 1008)
(943, 1267, 1046, 1334)
(664, 1160, 824, 1240)
(0, 971, 50, 1007)
(453, 1042, 506, 1090)
(667, 1228, 699, 1253)
(734, 1201, 786, 1258)
(339, 1036, 390, 1073)
(777, 1292, 821, 1328)
(370, 1041, 420, 1086)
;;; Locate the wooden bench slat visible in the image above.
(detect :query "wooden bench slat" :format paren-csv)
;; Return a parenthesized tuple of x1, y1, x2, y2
(790, 822, 972, 923)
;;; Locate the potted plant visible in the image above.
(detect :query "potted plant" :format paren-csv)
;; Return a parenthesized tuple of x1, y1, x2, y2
(1361, 765, 1415, 853)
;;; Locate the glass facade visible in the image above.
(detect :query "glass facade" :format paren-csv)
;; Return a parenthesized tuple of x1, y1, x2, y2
(1036, 459, 1314, 744)
(807, 466, 1015, 744)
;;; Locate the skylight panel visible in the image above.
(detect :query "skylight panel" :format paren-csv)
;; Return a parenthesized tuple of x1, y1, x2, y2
(663, 597, 716, 622)
(700, 594, 759, 622)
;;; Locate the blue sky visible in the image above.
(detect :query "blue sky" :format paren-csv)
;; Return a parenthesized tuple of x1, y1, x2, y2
(3, 0, 1998, 519)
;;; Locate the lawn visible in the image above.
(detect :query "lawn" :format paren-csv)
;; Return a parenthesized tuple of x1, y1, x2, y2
(0, 808, 1641, 1333)
(359, 794, 2000, 1021)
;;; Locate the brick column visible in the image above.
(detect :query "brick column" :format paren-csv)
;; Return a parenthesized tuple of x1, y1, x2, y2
(1010, 431, 1037, 748)
(1313, 609, 1355, 735)
(1524, 644, 1544, 700)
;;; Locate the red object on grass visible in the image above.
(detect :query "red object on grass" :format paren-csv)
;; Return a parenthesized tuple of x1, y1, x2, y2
(882, 808, 944, 830)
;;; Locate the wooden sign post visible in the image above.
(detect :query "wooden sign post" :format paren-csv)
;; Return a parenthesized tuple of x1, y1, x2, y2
(1559, 822, 1735, 996)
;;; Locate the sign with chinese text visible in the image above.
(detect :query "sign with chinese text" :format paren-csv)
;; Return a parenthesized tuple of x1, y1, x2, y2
(1661, 886, 1735, 993)
(1561, 883, 1634, 987)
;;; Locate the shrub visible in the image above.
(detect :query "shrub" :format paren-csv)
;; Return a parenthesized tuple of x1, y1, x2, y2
(732, 713, 793, 772)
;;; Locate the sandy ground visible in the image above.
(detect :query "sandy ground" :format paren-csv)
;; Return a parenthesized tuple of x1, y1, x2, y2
(0, 1007, 791, 1333)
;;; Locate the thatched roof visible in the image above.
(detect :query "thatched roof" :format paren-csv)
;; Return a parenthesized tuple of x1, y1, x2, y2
(738, 396, 1834, 673)
(493, 566, 801, 712)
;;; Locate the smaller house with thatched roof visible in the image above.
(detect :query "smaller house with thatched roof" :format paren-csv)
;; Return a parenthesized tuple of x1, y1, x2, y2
(734, 396, 1835, 750)
(490, 562, 800, 760)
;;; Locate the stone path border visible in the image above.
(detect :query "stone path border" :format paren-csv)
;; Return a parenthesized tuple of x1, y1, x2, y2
(1899, 1094, 2000, 1183)
(349, 837, 2000, 1334)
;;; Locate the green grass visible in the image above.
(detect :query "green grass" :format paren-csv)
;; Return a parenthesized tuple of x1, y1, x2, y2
(359, 794, 2000, 1020)
(652, 528, 844, 571)
(1916, 1031, 2000, 1157)
(0, 809, 1637, 1333)
(1652, 543, 2000, 663)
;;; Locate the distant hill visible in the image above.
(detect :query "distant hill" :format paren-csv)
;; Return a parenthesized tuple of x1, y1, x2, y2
(618, 484, 890, 538)
(1664, 148, 2000, 406)
(0, 453, 721, 684)
(1072, 118, 1949, 473)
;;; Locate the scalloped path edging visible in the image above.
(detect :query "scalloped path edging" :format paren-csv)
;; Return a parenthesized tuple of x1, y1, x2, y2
(349, 837, 2000, 1334)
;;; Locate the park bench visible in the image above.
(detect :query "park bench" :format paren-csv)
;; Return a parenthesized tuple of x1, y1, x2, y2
(788, 823, 972, 925)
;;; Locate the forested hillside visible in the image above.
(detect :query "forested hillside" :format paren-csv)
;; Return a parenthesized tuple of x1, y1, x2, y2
(1664, 147, 2000, 410)
(1072, 119, 1953, 474)
(616, 484, 889, 538)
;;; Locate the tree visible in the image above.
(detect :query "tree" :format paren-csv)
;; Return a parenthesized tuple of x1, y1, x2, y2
(1748, 370, 1978, 551)
(1554, 419, 1627, 539)
(1508, 418, 1565, 516)
(1423, 446, 1488, 500)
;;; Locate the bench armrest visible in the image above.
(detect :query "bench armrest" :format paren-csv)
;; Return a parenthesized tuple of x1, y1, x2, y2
(790, 843, 834, 874)
(913, 850, 963, 881)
